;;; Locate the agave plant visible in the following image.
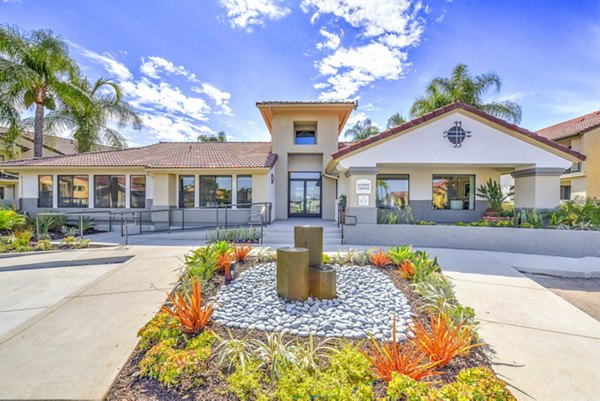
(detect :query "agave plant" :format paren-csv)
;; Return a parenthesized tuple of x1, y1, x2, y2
(388, 245, 415, 266)
(369, 247, 392, 267)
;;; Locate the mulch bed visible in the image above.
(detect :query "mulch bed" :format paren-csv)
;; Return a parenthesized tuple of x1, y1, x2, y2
(106, 260, 492, 401)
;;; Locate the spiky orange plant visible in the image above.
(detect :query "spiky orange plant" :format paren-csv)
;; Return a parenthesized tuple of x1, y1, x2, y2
(162, 277, 214, 334)
(370, 247, 392, 267)
(216, 252, 235, 271)
(232, 243, 253, 263)
(411, 309, 481, 367)
(361, 315, 439, 382)
(399, 260, 415, 279)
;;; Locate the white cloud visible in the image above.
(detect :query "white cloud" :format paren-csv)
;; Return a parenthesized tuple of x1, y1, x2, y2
(316, 28, 341, 50)
(74, 46, 234, 143)
(219, 0, 291, 30)
(301, 0, 426, 100)
(315, 42, 407, 100)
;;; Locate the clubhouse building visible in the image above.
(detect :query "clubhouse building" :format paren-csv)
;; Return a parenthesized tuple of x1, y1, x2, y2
(0, 101, 586, 226)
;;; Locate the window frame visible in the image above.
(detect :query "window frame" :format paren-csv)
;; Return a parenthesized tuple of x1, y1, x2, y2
(236, 175, 252, 208)
(38, 175, 54, 208)
(58, 175, 89, 208)
(178, 175, 196, 208)
(199, 175, 233, 207)
(294, 129, 317, 145)
(431, 174, 476, 211)
(375, 174, 410, 209)
(94, 175, 126, 208)
(130, 175, 147, 209)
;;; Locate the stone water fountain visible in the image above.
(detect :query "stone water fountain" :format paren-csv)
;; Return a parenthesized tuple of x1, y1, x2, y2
(276, 226, 336, 301)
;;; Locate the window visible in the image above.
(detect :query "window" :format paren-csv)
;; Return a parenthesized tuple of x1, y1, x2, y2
(94, 175, 125, 208)
(294, 122, 317, 145)
(179, 175, 195, 208)
(199, 176, 232, 207)
(58, 175, 89, 208)
(131, 176, 146, 208)
(432, 175, 475, 210)
(38, 175, 53, 208)
(376, 175, 409, 208)
(560, 185, 571, 201)
(237, 175, 252, 207)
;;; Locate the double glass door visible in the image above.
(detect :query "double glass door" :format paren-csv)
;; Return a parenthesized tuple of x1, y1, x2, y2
(289, 172, 321, 217)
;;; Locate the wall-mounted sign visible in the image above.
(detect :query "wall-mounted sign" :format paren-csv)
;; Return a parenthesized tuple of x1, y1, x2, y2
(358, 195, 369, 206)
(443, 121, 471, 148)
(356, 179, 371, 194)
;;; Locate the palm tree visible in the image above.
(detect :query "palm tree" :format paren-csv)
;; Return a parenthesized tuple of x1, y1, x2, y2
(0, 26, 90, 157)
(344, 119, 380, 142)
(197, 130, 227, 142)
(386, 113, 407, 129)
(44, 77, 142, 152)
(410, 64, 522, 124)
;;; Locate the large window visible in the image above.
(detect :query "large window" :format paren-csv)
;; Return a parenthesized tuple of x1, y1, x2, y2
(131, 176, 146, 208)
(376, 175, 409, 208)
(38, 175, 53, 208)
(179, 175, 195, 208)
(199, 176, 232, 207)
(58, 175, 89, 208)
(236, 175, 252, 207)
(432, 175, 475, 210)
(294, 122, 317, 145)
(94, 175, 125, 208)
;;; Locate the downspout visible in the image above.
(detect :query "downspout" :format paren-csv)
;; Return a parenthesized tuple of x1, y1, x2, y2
(322, 158, 341, 222)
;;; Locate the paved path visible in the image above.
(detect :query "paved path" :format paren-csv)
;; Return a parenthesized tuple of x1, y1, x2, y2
(423, 247, 600, 401)
(0, 246, 186, 401)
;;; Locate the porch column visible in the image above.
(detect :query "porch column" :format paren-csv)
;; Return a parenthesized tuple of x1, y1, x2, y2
(511, 168, 564, 209)
(151, 173, 177, 229)
(344, 167, 378, 224)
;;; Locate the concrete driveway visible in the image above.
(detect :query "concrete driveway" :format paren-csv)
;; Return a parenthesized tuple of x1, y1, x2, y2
(0, 246, 185, 401)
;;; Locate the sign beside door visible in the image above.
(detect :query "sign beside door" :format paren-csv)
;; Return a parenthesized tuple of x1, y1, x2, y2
(356, 179, 371, 194)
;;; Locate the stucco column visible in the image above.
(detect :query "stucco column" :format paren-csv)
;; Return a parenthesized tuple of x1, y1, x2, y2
(512, 168, 564, 209)
(151, 173, 177, 229)
(344, 167, 378, 224)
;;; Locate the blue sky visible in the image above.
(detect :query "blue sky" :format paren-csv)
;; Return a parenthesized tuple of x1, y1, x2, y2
(2, 0, 599, 146)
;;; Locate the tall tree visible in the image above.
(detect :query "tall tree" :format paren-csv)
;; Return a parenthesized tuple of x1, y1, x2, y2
(0, 26, 90, 157)
(44, 77, 142, 152)
(410, 64, 522, 124)
(344, 119, 380, 142)
(386, 113, 407, 129)
(197, 130, 227, 142)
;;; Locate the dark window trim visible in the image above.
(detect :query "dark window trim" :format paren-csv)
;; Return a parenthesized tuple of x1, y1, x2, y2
(236, 175, 252, 208)
(178, 175, 196, 208)
(199, 175, 233, 207)
(376, 174, 410, 208)
(130, 175, 146, 209)
(288, 171, 322, 218)
(58, 175, 89, 208)
(94, 175, 126, 209)
(431, 174, 476, 211)
(38, 175, 53, 208)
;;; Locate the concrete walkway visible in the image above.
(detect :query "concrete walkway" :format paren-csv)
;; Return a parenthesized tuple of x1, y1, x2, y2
(0, 246, 186, 401)
(423, 247, 600, 401)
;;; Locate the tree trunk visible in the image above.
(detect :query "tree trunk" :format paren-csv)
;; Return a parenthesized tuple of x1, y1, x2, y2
(33, 102, 44, 158)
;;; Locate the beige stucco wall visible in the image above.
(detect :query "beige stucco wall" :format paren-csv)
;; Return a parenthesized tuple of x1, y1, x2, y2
(514, 174, 561, 209)
(270, 110, 341, 220)
(583, 127, 600, 199)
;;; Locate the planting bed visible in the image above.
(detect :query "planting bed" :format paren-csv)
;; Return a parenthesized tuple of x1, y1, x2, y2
(107, 245, 513, 401)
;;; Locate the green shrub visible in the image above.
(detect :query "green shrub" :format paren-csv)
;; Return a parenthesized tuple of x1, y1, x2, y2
(549, 198, 600, 230)
(61, 236, 77, 247)
(477, 179, 514, 212)
(388, 245, 415, 266)
(35, 239, 53, 251)
(226, 359, 270, 401)
(61, 225, 80, 237)
(387, 367, 515, 400)
(137, 311, 181, 350)
(184, 246, 218, 282)
(36, 213, 65, 235)
(275, 344, 374, 401)
(0, 208, 27, 231)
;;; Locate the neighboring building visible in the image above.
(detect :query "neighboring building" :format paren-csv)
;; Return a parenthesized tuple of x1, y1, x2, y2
(0, 101, 585, 226)
(0, 129, 114, 205)
(536, 109, 600, 201)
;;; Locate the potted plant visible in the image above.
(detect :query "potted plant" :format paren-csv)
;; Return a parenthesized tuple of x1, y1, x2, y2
(338, 195, 347, 224)
(477, 179, 514, 216)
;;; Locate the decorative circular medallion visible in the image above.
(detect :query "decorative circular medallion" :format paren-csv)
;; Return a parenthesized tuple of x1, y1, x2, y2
(444, 121, 471, 147)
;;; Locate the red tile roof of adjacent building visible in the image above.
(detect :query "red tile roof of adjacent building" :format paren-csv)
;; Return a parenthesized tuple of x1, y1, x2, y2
(331, 101, 586, 161)
(0, 142, 278, 169)
(536, 109, 600, 141)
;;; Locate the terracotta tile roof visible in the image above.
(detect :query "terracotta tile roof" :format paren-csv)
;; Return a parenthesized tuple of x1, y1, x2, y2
(0, 128, 114, 154)
(331, 101, 586, 161)
(256, 101, 357, 107)
(0, 142, 278, 169)
(536, 109, 600, 141)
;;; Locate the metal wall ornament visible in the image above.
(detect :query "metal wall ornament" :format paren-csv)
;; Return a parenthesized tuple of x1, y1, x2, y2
(444, 121, 472, 147)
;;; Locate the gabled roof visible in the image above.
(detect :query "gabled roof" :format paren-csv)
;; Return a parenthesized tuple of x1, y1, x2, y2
(536, 109, 600, 141)
(256, 100, 357, 135)
(331, 102, 586, 161)
(0, 142, 278, 169)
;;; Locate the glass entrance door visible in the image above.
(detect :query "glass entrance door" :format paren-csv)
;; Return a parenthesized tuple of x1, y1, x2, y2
(289, 172, 321, 217)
